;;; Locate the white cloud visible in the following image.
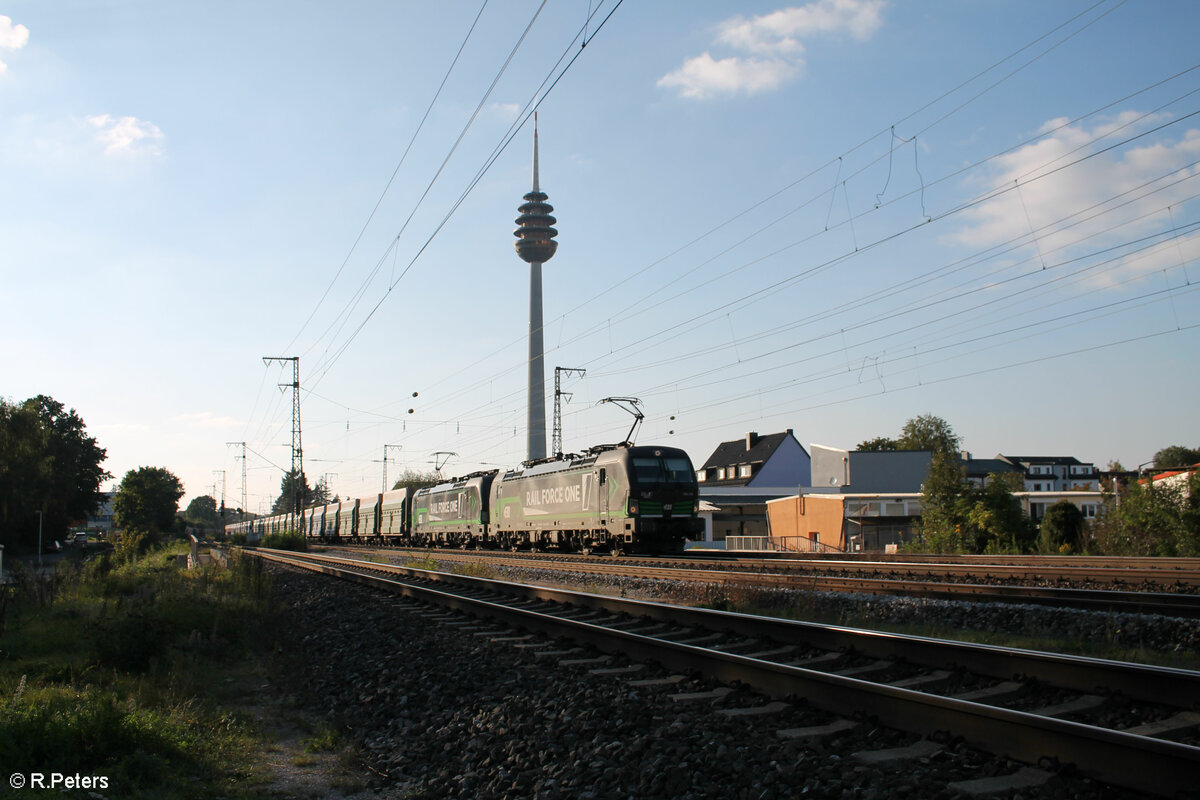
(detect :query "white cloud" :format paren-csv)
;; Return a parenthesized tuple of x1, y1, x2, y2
(489, 102, 520, 121)
(952, 113, 1200, 282)
(659, 0, 885, 100)
(1, 114, 166, 168)
(86, 114, 165, 157)
(658, 53, 801, 101)
(717, 0, 884, 55)
(0, 14, 30, 73)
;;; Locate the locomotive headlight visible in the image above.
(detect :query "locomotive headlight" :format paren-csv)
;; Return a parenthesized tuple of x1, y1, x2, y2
(628, 500, 639, 515)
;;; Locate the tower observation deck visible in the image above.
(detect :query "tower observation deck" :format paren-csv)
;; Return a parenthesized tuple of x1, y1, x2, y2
(514, 118, 559, 462)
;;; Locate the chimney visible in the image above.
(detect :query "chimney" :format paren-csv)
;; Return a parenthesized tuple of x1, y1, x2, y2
(746, 432, 758, 451)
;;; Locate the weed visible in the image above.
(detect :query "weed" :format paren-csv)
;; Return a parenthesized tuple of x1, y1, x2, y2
(301, 723, 340, 753)
(403, 556, 439, 571)
(450, 562, 496, 579)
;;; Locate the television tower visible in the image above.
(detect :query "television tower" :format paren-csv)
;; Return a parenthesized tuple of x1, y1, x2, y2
(513, 114, 559, 461)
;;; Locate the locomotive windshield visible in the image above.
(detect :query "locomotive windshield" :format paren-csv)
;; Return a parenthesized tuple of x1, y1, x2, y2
(631, 455, 694, 485)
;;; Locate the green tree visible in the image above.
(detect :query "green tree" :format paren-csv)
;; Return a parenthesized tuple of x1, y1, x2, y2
(0, 395, 109, 550)
(184, 495, 221, 527)
(965, 472, 1036, 553)
(1153, 445, 1200, 469)
(1040, 500, 1085, 554)
(1182, 472, 1200, 556)
(898, 413, 961, 456)
(857, 414, 960, 455)
(915, 450, 972, 553)
(310, 475, 333, 507)
(114, 467, 185, 537)
(1093, 471, 1200, 556)
(390, 468, 440, 492)
(916, 460, 1033, 554)
(271, 469, 312, 515)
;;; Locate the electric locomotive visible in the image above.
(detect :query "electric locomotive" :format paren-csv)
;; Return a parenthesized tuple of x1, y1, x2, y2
(491, 443, 702, 554)
(410, 471, 497, 548)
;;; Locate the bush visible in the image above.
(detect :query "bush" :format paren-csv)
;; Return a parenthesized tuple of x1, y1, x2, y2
(1040, 501, 1085, 553)
(114, 528, 160, 562)
(260, 530, 307, 551)
(92, 610, 170, 672)
(1091, 473, 1200, 556)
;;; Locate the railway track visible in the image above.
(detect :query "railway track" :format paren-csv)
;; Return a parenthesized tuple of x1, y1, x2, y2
(316, 544, 1200, 618)
(316, 544, 1200, 587)
(247, 547, 1200, 797)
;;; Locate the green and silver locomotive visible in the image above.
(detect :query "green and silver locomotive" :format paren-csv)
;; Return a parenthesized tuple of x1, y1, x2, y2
(491, 443, 702, 554)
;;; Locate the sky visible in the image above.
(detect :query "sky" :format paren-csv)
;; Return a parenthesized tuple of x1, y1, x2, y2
(3, 0, 1199, 515)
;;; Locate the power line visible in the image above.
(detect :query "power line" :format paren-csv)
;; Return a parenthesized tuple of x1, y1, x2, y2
(304, 1, 626, 391)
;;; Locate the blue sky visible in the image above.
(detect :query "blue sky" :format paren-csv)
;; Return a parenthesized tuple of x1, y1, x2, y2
(3, 0, 1198, 513)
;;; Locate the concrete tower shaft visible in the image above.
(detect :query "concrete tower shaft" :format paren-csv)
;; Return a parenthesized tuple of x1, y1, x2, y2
(513, 119, 558, 462)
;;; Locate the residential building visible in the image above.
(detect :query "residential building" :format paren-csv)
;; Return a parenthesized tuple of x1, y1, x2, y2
(766, 449, 1103, 552)
(961, 454, 1024, 488)
(696, 430, 811, 488)
(791, 449, 933, 552)
(996, 455, 1101, 521)
(694, 430, 811, 544)
(83, 492, 116, 534)
(997, 455, 1101, 493)
(1144, 463, 1199, 497)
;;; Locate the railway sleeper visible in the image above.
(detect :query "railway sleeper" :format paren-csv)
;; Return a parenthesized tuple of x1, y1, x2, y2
(716, 700, 791, 718)
(946, 767, 1055, 797)
(854, 738, 946, 766)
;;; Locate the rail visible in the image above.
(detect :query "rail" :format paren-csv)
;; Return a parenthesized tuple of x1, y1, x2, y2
(246, 547, 1200, 796)
(318, 544, 1200, 617)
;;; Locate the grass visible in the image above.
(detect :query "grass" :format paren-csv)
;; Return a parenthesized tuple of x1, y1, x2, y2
(0, 541, 289, 798)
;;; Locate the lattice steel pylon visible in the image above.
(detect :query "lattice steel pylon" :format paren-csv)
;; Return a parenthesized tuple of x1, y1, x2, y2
(553, 366, 585, 458)
(263, 356, 303, 525)
(227, 441, 247, 514)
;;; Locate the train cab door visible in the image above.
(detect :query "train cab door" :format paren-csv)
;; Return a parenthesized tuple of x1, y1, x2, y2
(598, 468, 608, 520)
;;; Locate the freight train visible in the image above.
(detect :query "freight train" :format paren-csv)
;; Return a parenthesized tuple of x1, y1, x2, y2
(225, 443, 704, 555)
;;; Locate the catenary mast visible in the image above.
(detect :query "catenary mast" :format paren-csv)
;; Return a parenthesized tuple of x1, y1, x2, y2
(513, 114, 559, 462)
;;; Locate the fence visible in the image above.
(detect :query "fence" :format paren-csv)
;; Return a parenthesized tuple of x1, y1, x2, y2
(725, 536, 842, 554)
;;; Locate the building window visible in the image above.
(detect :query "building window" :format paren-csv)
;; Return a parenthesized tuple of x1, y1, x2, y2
(717, 468, 727, 480)
(696, 470, 706, 482)
(738, 464, 752, 478)
(1082, 504, 1097, 519)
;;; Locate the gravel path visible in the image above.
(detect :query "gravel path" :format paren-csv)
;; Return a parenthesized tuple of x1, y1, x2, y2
(268, 564, 1155, 800)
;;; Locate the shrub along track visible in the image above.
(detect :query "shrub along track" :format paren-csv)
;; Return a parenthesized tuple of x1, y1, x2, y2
(248, 547, 1200, 798)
